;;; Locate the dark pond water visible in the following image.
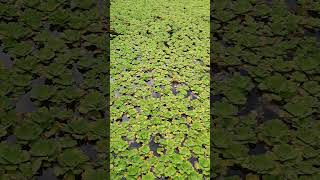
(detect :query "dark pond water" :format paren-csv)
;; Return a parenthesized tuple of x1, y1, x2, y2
(286, 0, 297, 12)
(149, 136, 161, 157)
(36, 168, 58, 180)
(72, 64, 83, 86)
(261, 105, 279, 121)
(129, 141, 142, 149)
(122, 114, 129, 122)
(0, 51, 13, 69)
(15, 92, 37, 113)
(80, 144, 97, 161)
(5, 135, 17, 144)
(237, 88, 260, 116)
(31, 77, 46, 87)
(152, 92, 161, 98)
(248, 143, 268, 155)
(189, 156, 198, 169)
(225, 166, 245, 179)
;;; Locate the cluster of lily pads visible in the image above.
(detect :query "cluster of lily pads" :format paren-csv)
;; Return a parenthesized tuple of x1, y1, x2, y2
(212, 0, 320, 179)
(110, 0, 210, 179)
(0, 0, 109, 179)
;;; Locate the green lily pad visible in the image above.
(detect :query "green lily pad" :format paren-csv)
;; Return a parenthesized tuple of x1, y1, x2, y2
(30, 139, 58, 157)
(14, 122, 43, 141)
(58, 148, 89, 167)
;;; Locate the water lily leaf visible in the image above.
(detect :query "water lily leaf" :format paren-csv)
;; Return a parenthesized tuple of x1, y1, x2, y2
(66, 118, 89, 135)
(47, 37, 66, 51)
(73, 0, 95, 9)
(30, 85, 56, 101)
(0, 143, 30, 164)
(79, 91, 106, 113)
(30, 139, 58, 157)
(58, 136, 77, 148)
(20, 9, 42, 28)
(296, 57, 320, 71)
(90, 120, 107, 137)
(244, 154, 275, 173)
(68, 12, 91, 29)
(82, 169, 108, 180)
(273, 144, 298, 161)
(8, 42, 33, 57)
(58, 148, 89, 167)
(214, 101, 238, 117)
(128, 165, 140, 176)
(14, 121, 43, 141)
(34, 47, 55, 62)
(141, 172, 155, 180)
(62, 30, 81, 42)
(48, 8, 69, 25)
(36, 0, 60, 12)
(30, 107, 55, 129)
(0, 22, 31, 39)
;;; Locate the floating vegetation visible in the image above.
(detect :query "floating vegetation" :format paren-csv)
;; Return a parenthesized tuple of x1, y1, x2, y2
(0, 0, 109, 179)
(110, 0, 210, 179)
(212, 0, 320, 179)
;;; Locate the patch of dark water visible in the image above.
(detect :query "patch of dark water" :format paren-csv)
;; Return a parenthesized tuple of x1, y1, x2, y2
(310, 113, 319, 121)
(181, 134, 187, 146)
(225, 166, 245, 180)
(122, 114, 129, 122)
(135, 106, 141, 113)
(97, 0, 105, 16)
(185, 123, 191, 129)
(261, 105, 279, 121)
(307, 10, 320, 19)
(36, 168, 58, 180)
(189, 156, 198, 169)
(237, 88, 260, 116)
(15, 92, 37, 113)
(212, 94, 223, 102)
(146, 79, 154, 86)
(5, 135, 17, 144)
(171, 86, 178, 95)
(185, 90, 197, 100)
(31, 77, 46, 87)
(49, 24, 64, 34)
(72, 64, 83, 85)
(0, 51, 13, 69)
(286, 0, 297, 13)
(265, 0, 272, 6)
(149, 136, 161, 157)
(26, 40, 37, 52)
(80, 144, 97, 161)
(238, 68, 249, 76)
(171, 82, 180, 95)
(181, 113, 187, 118)
(304, 28, 320, 42)
(74, 109, 81, 117)
(129, 140, 142, 149)
(152, 92, 161, 98)
(213, 71, 228, 82)
(248, 143, 268, 155)
(85, 45, 98, 52)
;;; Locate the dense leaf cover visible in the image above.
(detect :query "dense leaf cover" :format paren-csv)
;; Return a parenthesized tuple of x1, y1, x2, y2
(110, 0, 210, 179)
(0, 0, 109, 179)
(212, 0, 320, 179)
